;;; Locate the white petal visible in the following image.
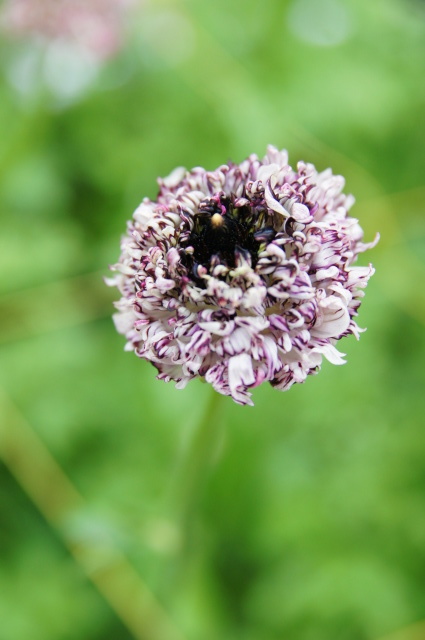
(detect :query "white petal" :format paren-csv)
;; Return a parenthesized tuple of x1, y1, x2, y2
(226, 328, 252, 355)
(315, 266, 340, 280)
(311, 296, 350, 339)
(265, 181, 290, 217)
(263, 146, 289, 167)
(228, 353, 255, 394)
(290, 202, 311, 222)
(113, 310, 136, 335)
(312, 343, 346, 365)
(161, 166, 186, 188)
(242, 286, 267, 309)
(198, 321, 235, 336)
(257, 163, 280, 184)
(133, 201, 156, 228)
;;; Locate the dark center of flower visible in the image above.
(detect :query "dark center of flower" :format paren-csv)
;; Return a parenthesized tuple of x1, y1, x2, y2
(182, 194, 276, 285)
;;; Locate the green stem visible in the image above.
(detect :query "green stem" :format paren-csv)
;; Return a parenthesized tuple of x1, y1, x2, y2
(173, 387, 224, 546)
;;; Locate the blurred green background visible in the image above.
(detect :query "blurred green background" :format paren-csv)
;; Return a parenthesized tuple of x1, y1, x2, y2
(1, 0, 425, 638)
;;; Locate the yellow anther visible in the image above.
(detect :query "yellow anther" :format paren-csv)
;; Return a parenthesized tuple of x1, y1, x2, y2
(211, 213, 224, 228)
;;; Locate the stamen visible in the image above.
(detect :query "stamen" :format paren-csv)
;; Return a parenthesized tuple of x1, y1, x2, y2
(211, 213, 224, 228)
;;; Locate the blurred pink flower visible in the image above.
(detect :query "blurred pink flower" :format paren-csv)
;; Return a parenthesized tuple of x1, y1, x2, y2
(0, 0, 136, 60)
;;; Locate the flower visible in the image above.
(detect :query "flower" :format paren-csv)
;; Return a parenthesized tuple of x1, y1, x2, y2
(108, 146, 378, 406)
(0, 0, 135, 61)
(0, 0, 137, 103)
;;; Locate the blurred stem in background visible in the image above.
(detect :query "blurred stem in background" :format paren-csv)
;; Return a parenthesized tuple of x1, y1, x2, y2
(0, 376, 225, 639)
(0, 385, 188, 640)
(378, 620, 425, 640)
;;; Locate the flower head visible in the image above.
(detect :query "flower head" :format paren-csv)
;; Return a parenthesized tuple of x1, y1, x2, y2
(108, 146, 378, 405)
